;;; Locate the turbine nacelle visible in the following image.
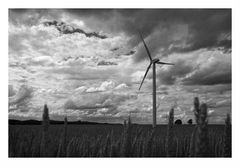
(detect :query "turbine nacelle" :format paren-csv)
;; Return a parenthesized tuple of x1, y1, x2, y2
(152, 59, 160, 63)
(152, 59, 174, 65)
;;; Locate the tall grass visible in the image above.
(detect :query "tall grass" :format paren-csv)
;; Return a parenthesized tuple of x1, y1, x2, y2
(189, 97, 200, 157)
(120, 116, 132, 157)
(57, 116, 68, 157)
(195, 103, 209, 157)
(223, 114, 231, 157)
(190, 97, 210, 157)
(166, 108, 175, 157)
(40, 104, 50, 157)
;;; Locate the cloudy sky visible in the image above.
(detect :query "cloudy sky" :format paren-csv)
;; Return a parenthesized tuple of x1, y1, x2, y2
(8, 9, 231, 124)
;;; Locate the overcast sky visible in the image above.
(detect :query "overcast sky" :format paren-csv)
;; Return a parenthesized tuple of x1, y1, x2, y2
(8, 9, 231, 124)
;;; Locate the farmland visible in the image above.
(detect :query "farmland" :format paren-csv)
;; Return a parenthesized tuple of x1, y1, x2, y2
(9, 123, 229, 157)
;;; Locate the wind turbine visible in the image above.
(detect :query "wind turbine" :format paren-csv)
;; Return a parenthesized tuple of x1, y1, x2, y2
(138, 32, 174, 128)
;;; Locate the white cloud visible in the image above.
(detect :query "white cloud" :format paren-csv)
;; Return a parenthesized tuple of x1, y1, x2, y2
(131, 71, 145, 82)
(9, 85, 33, 105)
(208, 109, 215, 115)
(115, 83, 128, 90)
(86, 80, 116, 93)
(31, 56, 54, 66)
(75, 86, 87, 92)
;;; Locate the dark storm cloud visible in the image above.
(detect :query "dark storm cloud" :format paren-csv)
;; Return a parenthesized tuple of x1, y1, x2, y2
(9, 9, 60, 26)
(124, 50, 136, 56)
(182, 57, 231, 85)
(9, 9, 106, 39)
(182, 68, 231, 85)
(9, 9, 231, 61)
(184, 84, 231, 94)
(43, 20, 107, 39)
(97, 60, 118, 66)
(156, 59, 194, 85)
(66, 9, 231, 62)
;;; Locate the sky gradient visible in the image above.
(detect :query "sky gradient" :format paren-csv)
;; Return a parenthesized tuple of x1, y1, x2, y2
(8, 9, 231, 124)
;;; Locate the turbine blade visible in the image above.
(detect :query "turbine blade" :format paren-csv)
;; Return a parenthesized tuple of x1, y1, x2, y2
(139, 63, 152, 90)
(139, 32, 152, 61)
(157, 61, 174, 65)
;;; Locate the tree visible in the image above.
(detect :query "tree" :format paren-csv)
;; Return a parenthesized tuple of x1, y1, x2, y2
(188, 119, 193, 125)
(175, 119, 182, 125)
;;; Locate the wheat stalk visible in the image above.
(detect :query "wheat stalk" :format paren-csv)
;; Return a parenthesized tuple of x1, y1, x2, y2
(195, 103, 209, 157)
(166, 108, 175, 157)
(121, 115, 132, 157)
(40, 104, 50, 157)
(223, 113, 231, 157)
(57, 116, 68, 157)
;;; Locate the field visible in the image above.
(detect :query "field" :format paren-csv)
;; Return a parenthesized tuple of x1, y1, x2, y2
(9, 123, 229, 157)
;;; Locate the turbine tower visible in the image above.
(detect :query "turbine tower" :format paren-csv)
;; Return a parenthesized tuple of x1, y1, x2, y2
(138, 32, 174, 128)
